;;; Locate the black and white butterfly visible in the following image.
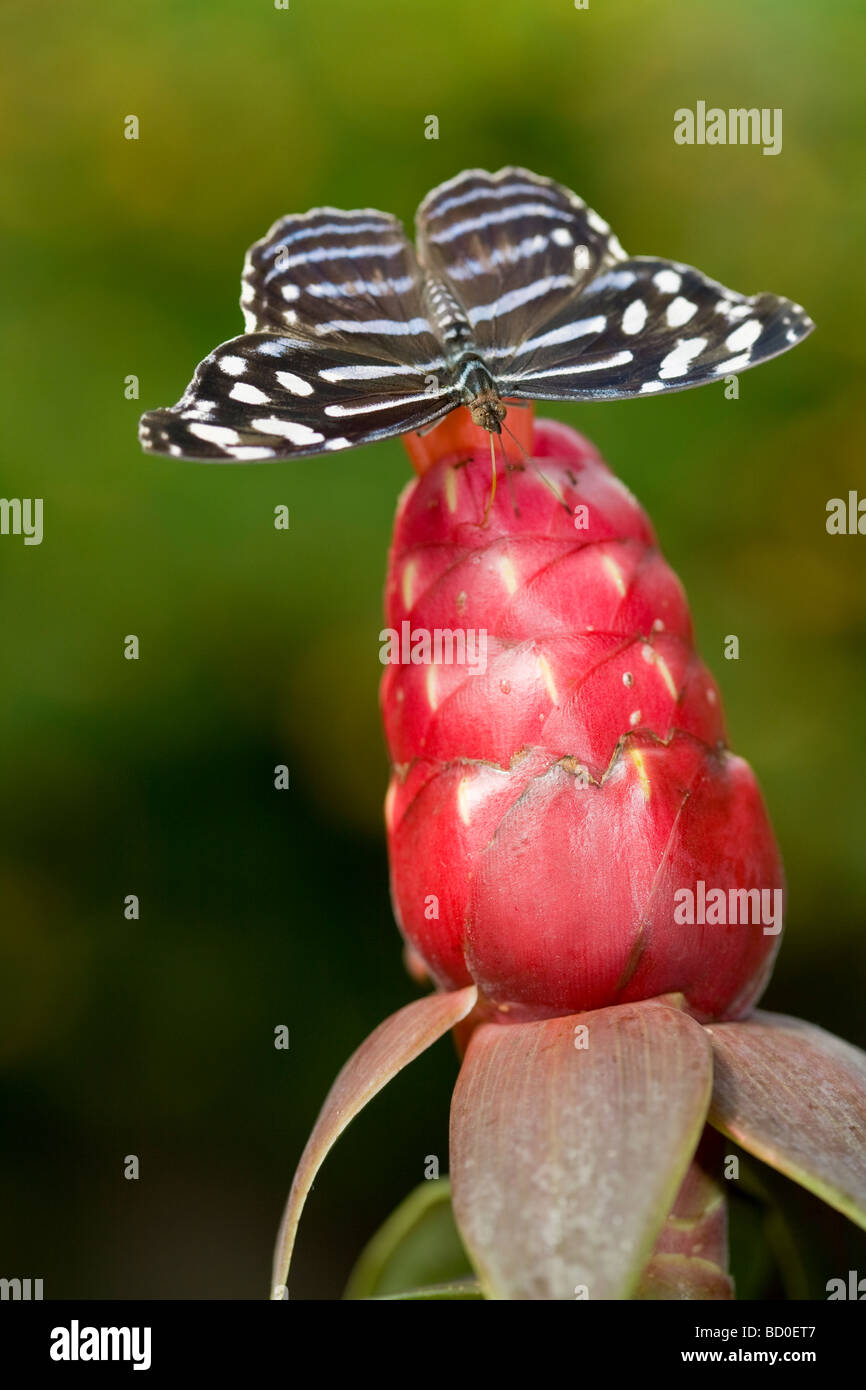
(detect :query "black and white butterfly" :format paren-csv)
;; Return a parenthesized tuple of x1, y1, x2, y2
(138, 166, 814, 462)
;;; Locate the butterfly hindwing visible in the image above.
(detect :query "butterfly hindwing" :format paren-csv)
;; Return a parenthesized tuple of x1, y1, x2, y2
(415, 166, 628, 358)
(138, 333, 458, 461)
(496, 256, 815, 400)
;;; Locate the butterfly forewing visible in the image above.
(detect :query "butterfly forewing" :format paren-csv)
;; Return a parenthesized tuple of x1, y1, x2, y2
(141, 208, 456, 460)
(495, 256, 814, 401)
(138, 333, 458, 461)
(241, 207, 445, 362)
(415, 166, 627, 358)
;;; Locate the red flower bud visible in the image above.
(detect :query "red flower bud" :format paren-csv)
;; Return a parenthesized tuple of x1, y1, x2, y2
(382, 413, 783, 1023)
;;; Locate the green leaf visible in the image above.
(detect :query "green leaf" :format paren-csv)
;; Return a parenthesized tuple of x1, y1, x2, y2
(344, 1179, 475, 1299)
(270, 985, 477, 1298)
(368, 1280, 484, 1301)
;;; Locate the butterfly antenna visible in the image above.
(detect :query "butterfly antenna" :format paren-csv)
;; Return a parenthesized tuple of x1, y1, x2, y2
(501, 416, 529, 463)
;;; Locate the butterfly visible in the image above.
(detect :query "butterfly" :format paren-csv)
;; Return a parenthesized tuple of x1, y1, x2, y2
(138, 166, 814, 463)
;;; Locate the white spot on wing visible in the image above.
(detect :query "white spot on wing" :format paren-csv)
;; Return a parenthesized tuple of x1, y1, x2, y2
(250, 417, 325, 445)
(622, 299, 647, 335)
(229, 446, 278, 460)
(586, 208, 610, 234)
(257, 338, 297, 357)
(713, 352, 751, 374)
(219, 355, 247, 376)
(653, 269, 682, 294)
(230, 382, 270, 405)
(591, 268, 636, 291)
(275, 370, 314, 396)
(658, 337, 708, 379)
(188, 423, 241, 446)
(666, 296, 698, 328)
(715, 300, 752, 322)
(276, 369, 312, 397)
(725, 318, 762, 352)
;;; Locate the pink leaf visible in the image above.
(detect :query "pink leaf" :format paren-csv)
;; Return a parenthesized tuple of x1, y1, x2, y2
(450, 998, 713, 1299)
(637, 1131, 733, 1299)
(271, 985, 477, 1298)
(707, 1010, 866, 1229)
(637, 1255, 733, 1300)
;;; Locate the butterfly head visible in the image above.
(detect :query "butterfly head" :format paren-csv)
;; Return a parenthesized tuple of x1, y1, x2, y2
(469, 388, 507, 435)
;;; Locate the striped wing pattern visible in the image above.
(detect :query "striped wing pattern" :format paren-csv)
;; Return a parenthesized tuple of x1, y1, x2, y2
(240, 207, 441, 360)
(139, 167, 813, 462)
(415, 166, 627, 358)
(141, 207, 454, 460)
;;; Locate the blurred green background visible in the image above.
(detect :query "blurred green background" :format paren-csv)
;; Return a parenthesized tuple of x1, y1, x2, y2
(1, 0, 864, 1298)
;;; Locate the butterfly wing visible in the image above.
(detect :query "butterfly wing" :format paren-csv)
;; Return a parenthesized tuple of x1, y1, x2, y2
(139, 333, 459, 461)
(241, 207, 436, 348)
(140, 207, 456, 461)
(415, 166, 628, 358)
(490, 257, 814, 401)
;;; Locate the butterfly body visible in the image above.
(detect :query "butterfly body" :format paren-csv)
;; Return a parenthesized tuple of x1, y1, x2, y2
(422, 275, 474, 350)
(139, 167, 813, 463)
(452, 360, 506, 433)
